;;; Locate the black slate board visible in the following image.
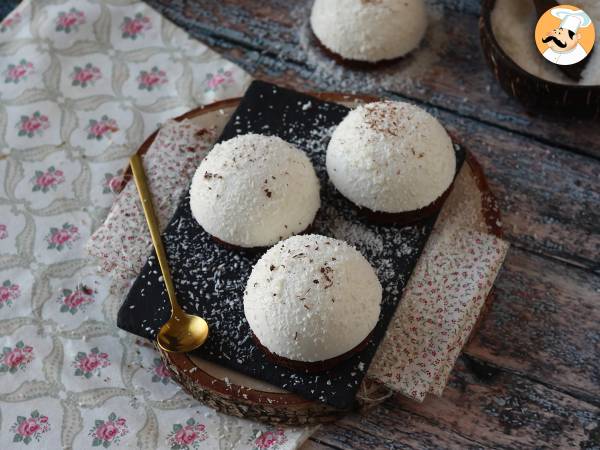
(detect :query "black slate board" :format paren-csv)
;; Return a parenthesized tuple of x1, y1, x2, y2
(118, 80, 465, 409)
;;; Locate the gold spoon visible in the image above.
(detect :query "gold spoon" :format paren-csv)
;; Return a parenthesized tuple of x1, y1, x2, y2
(129, 154, 209, 353)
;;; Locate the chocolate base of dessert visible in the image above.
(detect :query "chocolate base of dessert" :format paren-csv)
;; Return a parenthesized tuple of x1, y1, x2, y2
(310, 28, 411, 70)
(352, 183, 454, 226)
(210, 224, 316, 253)
(251, 331, 373, 374)
(211, 236, 268, 255)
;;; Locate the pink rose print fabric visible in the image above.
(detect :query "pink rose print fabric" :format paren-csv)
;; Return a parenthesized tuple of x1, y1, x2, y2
(59, 285, 95, 314)
(46, 223, 80, 251)
(73, 347, 110, 378)
(121, 13, 151, 39)
(71, 63, 101, 87)
(32, 166, 65, 193)
(55, 8, 85, 33)
(89, 412, 128, 447)
(149, 357, 172, 385)
(137, 66, 167, 91)
(87, 115, 119, 141)
(0, 11, 20, 32)
(0, 279, 20, 308)
(166, 418, 207, 450)
(4, 59, 34, 83)
(103, 169, 125, 194)
(10, 410, 49, 445)
(204, 68, 234, 92)
(0, 341, 33, 374)
(249, 428, 287, 450)
(0, 223, 7, 239)
(17, 111, 49, 138)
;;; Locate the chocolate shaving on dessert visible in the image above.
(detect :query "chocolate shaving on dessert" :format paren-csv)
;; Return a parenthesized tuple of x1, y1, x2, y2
(204, 171, 222, 179)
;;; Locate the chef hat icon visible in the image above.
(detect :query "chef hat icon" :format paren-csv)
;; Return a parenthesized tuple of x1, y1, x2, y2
(551, 8, 593, 33)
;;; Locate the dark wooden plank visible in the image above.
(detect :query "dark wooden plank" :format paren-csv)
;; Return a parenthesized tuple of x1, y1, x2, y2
(465, 247, 600, 405)
(313, 357, 600, 450)
(301, 440, 341, 450)
(429, 105, 600, 272)
(144, 0, 600, 160)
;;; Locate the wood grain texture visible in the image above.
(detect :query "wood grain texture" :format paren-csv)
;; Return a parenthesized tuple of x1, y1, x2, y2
(311, 356, 600, 450)
(145, 0, 600, 160)
(465, 247, 600, 405)
(428, 106, 600, 272)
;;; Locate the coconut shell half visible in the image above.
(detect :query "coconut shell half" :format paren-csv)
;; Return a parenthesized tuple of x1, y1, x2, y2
(480, 0, 600, 118)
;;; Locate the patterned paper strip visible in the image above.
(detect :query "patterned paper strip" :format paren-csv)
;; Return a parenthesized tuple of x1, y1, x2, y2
(368, 169, 510, 401)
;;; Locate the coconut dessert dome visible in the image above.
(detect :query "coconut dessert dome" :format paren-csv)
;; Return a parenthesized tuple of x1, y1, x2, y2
(189, 133, 320, 248)
(310, 0, 427, 63)
(326, 101, 456, 215)
(244, 234, 382, 369)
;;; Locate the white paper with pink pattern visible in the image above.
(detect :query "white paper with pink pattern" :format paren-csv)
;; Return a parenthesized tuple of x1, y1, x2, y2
(0, 1, 313, 449)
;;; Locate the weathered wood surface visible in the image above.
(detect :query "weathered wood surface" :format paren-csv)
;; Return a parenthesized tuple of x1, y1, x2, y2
(465, 247, 600, 405)
(146, 0, 600, 160)
(310, 356, 600, 450)
(419, 105, 600, 272)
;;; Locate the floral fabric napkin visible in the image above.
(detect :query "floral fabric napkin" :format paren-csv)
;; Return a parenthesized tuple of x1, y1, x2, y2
(0, 0, 312, 449)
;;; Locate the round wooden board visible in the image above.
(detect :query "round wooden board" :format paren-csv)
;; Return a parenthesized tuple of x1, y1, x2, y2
(128, 92, 503, 426)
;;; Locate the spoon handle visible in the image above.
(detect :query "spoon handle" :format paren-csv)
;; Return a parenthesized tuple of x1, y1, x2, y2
(129, 154, 181, 314)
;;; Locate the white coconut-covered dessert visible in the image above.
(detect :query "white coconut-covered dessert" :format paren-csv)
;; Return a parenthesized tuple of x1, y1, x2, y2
(326, 101, 456, 214)
(244, 234, 382, 365)
(310, 0, 427, 63)
(189, 133, 320, 248)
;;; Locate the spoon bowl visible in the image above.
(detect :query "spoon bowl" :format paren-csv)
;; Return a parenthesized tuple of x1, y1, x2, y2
(157, 312, 209, 353)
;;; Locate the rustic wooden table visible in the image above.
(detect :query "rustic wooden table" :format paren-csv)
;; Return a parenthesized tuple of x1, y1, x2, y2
(6, 0, 598, 448)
